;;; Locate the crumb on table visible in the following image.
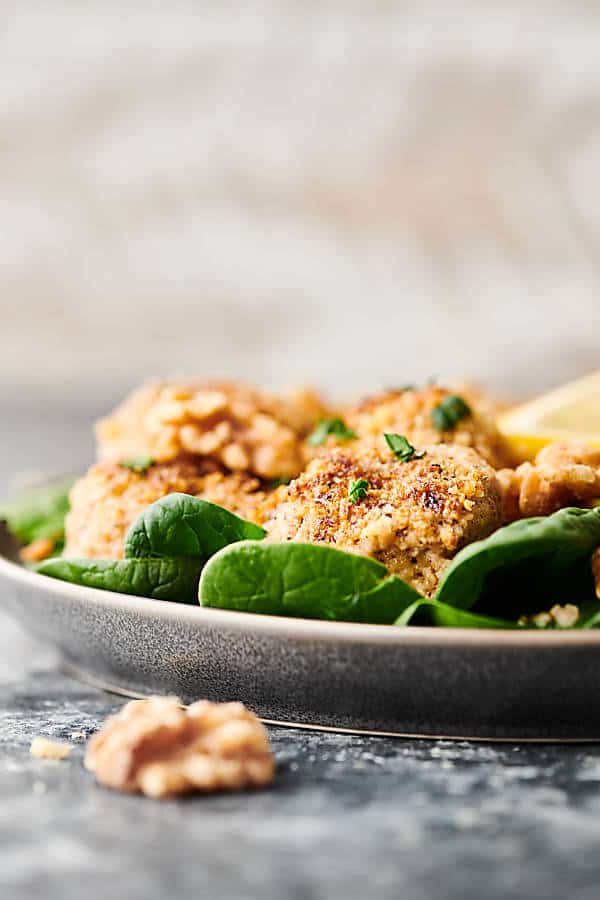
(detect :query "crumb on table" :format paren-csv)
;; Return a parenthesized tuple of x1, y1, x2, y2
(30, 737, 72, 760)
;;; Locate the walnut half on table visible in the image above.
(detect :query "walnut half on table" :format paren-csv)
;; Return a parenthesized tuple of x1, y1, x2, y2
(84, 697, 275, 799)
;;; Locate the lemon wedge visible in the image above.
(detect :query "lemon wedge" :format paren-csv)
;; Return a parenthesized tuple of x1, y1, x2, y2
(497, 371, 600, 461)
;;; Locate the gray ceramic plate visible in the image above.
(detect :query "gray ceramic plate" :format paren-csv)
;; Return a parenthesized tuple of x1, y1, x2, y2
(2, 525, 600, 741)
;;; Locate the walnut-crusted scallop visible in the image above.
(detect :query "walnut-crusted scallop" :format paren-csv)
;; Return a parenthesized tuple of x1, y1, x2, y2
(96, 380, 329, 480)
(84, 697, 274, 799)
(64, 460, 265, 559)
(261, 442, 503, 597)
(346, 385, 514, 469)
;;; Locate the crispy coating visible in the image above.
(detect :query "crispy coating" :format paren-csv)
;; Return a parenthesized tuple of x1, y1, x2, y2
(261, 442, 503, 596)
(64, 460, 265, 559)
(96, 381, 329, 480)
(498, 441, 600, 521)
(346, 386, 514, 469)
(85, 697, 274, 798)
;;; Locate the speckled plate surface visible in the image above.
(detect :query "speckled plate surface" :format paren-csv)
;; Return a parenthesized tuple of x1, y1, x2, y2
(2, 527, 600, 741)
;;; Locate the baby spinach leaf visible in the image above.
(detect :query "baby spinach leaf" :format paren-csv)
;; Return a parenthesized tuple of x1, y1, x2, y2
(0, 477, 75, 548)
(435, 507, 600, 620)
(199, 541, 422, 624)
(395, 598, 517, 629)
(124, 493, 266, 562)
(35, 556, 202, 603)
(577, 605, 600, 629)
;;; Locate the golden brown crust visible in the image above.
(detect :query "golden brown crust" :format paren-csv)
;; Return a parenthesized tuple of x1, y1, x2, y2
(346, 386, 514, 469)
(498, 441, 600, 521)
(261, 442, 502, 596)
(84, 697, 274, 799)
(96, 381, 329, 480)
(64, 460, 265, 559)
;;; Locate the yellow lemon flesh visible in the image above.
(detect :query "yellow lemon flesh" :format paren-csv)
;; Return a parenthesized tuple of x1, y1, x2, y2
(497, 371, 600, 462)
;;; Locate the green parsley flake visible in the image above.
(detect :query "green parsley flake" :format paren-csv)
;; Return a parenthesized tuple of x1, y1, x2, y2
(384, 433, 426, 463)
(270, 477, 292, 488)
(120, 455, 155, 474)
(348, 478, 370, 504)
(431, 395, 471, 431)
(307, 418, 357, 447)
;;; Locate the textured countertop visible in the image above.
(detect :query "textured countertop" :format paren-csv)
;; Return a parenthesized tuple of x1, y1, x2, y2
(3, 417, 600, 900)
(3, 670, 600, 900)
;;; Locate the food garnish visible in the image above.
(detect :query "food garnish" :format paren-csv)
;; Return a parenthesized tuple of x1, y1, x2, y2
(30, 737, 72, 760)
(431, 395, 471, 431)
(348, 478, 369, 504)
(307, 418, 357, 447)
(120, 455, 155, 474)
(383, 433, 426, 462)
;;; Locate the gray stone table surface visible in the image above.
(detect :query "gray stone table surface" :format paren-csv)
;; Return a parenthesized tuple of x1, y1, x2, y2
(3, 410, 600, 900)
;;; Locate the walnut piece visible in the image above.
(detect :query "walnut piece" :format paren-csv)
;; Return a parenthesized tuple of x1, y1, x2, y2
(20, 537, 56, 563)
(96, 380, 329, 480)
(84, 697, 274, 799)
(498, 442, 600, 521)
(30, 737, 72, 760)
(518, 603, 580, 629)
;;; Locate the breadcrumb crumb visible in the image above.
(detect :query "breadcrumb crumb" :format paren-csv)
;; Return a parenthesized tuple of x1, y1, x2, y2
(30, 737, 72, 760)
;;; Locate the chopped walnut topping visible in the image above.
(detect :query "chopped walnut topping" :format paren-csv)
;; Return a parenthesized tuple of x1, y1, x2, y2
(30, 737, 72, 760)
(518, 603, 580, 629)
(19, 537, 57, 563)
(96, 381, 329, 480)
(498, 442, 600, 521)
(84, 697, 274, 799)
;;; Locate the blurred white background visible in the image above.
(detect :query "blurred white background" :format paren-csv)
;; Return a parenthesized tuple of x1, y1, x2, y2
(3, 1, 600, 417)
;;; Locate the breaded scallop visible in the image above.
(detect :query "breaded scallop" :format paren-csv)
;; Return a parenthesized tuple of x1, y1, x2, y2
(498, 441, 600, 521)
(96, 381, 329, 481)
(346, 385, 513, 469)
(261, 442, 503, 597)
(64, 460, 265, 560)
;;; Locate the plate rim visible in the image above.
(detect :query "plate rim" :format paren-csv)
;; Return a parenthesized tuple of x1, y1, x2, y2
(4, 551, 600, 648)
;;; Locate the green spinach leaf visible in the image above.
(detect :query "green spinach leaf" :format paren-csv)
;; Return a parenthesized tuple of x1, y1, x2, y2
(35, 556, 202, 603)
(435, 507, 600, 619)
(395, 598, 517, 629)
(0, 477, 75, 549)
(124, 493, 266, 562)
(199, 541, 421, 623)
